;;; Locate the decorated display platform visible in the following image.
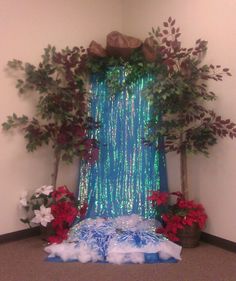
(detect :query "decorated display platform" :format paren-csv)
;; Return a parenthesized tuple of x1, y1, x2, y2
(45, 215, 181, 264)
(6, 17, 234, 265)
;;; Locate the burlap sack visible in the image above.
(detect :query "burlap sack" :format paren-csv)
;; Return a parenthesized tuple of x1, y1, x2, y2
(88, 40, 107, 58)
(106, 31, 142, 59)
(142, 37, 158, 62)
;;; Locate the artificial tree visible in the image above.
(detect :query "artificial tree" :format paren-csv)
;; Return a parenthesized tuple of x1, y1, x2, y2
(144, 17, 236, 199)
(2, 45, 98, 187)
(3, 18, 235, 199)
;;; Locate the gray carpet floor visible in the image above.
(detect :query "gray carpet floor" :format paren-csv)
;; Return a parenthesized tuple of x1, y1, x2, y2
(0, 236, 235, 281)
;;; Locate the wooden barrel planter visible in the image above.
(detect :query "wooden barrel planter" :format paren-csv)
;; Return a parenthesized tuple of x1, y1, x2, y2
(177, 223, 201, 248)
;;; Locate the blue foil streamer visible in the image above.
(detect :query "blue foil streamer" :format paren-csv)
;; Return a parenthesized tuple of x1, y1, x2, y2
(77, 69, 168, 219)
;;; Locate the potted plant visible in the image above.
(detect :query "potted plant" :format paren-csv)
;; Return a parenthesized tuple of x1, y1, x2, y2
(148, 190, 207, 247)
(2, 45, 99, 187)
(19, 185, 88, 243)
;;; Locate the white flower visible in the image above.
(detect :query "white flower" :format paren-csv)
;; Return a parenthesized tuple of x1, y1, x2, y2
(34, 185, 54, 197)
(19, 191, 28, 207)
(31, 205, 54, 227)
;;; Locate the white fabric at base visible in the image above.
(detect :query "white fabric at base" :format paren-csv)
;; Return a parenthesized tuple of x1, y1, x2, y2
(45, 215, 182, 264)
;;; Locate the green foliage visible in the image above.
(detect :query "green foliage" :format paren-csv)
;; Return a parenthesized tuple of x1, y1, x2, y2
(3, 18, 235, 189)
(85, 18, 235, 157)
(2, 114, 28, 130)
(144, 17, 236, 155)
(3, 45, 98, 166)
(86, 49, 160, 96)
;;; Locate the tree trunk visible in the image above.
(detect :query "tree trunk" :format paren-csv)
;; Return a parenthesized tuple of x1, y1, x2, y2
(51, 149, 61, 188)
(180, 147, 189, 200)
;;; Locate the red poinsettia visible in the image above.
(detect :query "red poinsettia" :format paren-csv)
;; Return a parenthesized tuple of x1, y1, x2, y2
(51, 201, 78, 226)
(148, 191, 207, 242)
(48, 200, 88, 244)
(46, 186, 90, 244)
(147, 191, 169, 206)
(51, 185, 75, 202)
(45, 187, 79, 243)
(24, 185, 88, 244)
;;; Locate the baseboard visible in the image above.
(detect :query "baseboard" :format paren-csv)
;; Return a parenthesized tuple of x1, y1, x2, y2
(201, 232, 236, 253)
(0, 227, 40, 244)
(1, 227, 235, 253)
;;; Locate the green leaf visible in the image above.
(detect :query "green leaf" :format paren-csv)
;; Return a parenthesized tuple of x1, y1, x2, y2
(2, 122, 11, 130)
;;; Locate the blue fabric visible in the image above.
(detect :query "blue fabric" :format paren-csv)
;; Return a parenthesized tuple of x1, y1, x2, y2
(77, 70, 168, 218)
(46, 255, 177, 264)
(45, 217, 180, 264)
(67, 218, 164, 262)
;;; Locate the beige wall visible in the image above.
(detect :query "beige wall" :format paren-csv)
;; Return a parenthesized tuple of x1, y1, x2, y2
(123, 0, 236, 242)
(1, 0, 236, 242)
(0, 0, 123, 235)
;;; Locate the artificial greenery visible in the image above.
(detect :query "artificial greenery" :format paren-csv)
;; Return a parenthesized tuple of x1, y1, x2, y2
(3, 17, 235, 199)
(143, 17, 236, 199)
(86, 18, 236, 199)
(3, 45, 98, 187)
(86, 49, 160, 96)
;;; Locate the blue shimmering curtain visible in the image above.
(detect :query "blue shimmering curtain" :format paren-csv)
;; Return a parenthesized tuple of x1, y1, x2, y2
(78, 70, 168, 219)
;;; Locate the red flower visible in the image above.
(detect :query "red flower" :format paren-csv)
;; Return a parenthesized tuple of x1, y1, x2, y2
(47, 199, 78, 244)
(51, 201, 78, 226)
(167, 232, 180, 242)
(162, 214, 169, 223)
(148, 190, 207, 243)
(31, 185, 83, 244)
(51, 186, 75, 202)
(147, 191, 169, 206)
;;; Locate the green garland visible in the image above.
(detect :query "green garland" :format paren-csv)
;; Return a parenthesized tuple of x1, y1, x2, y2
(86, 49, 161, 96)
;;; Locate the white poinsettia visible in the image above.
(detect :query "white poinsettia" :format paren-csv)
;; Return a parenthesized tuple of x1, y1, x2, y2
(34, 185, 54, 197)
(31, 205, 54, 227)
(19, 191, 28, 207)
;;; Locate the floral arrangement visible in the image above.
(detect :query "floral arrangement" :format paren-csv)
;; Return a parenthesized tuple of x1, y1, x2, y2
(148, 191, 207, 242)
(20, 185, 87, 243)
